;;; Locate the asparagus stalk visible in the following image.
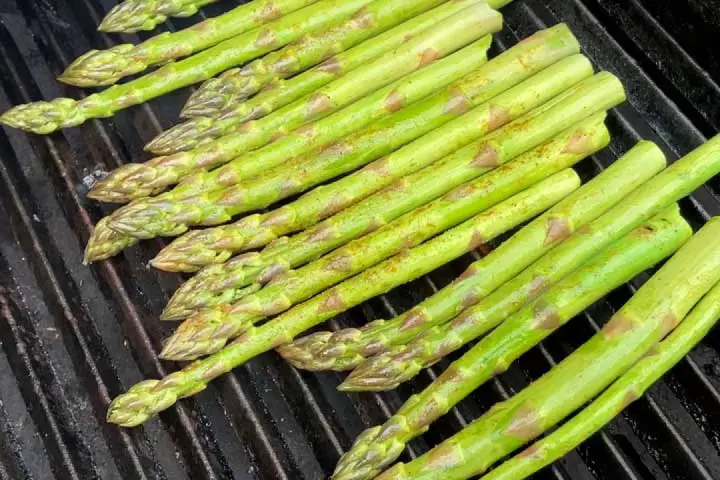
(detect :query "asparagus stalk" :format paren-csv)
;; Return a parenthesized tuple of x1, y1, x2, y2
(342, 207, 689, 391)
(87, 6, 505, 205)
(481, 277, 720, 480)
(159, 73, 618, 321)
(106, 171, 580, 427)
(63, 0, 319, 86)
(376, 218, 720, 480)
(174, 0, 487, 124)
(0, 0, 377, 134)
(154, 54, 595, 274)
(279, 138, 660, 373)
(98, 0, 220, 33)
(173, 0, 456, 127)
(159, 129, 590, 361)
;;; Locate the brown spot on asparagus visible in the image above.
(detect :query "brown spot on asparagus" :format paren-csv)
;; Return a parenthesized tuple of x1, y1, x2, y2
(384, 89, 406, 113)
(471, 144, 500, 168)
(451, 310, 478, 329)
(349, 7, 375, 29)
(458, 265, 481, 281)
(619, 389, 641, 411)
(488, 103, 513, 131)
(361, 340, 386, 356)
(529, 276, 549, 298)
(417, 47, 441, 67)
(364, 157, 391, 176)
(326, 254, 353, 272)
(308, 224, 335, 243)
(545, 217, 573, 244)
(317, 56, 343, 76)
(263, 208, 292, 227)
(427, 442, 462, 468)
(532, 301, 562, 330)
(255, 1, 281, 22)
(320, 193, 348, 218)
(519, 444, 542, 459)
(505, 403, 543, 440)
(462, 290, 481, 309)
(562, 129, 594, 154)
(218, 187, 244, 207)
(443, 87, 472, 115)
(280, 178, 299, 196)
(400, 309, 429, 331)
(307, 93, 332, 117)
(602, 313, 636, 340)
(318, 290, 346, 313)
(660, 311, 680, 336)
(295, 124, 316, 139)
(254, 28, 278, 49)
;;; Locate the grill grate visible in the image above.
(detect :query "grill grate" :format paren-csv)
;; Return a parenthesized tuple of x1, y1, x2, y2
(0, 0, 718, 479)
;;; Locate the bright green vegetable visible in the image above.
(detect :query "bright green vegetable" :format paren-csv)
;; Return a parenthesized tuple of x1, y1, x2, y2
(0, 0, 377, 134)
(154, 53, 594, 275)
(106, 171, 580, 427)
(481, 276, 720, 480)
(157, 73, 617, 322)
(376, 217, 720, 480)
(63, 0, 319, 86)
(87, 4, 504, 204)
(280, 139, 662, 373)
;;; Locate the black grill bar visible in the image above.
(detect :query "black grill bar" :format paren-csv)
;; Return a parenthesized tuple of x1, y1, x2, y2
(0, 0, 718, 479)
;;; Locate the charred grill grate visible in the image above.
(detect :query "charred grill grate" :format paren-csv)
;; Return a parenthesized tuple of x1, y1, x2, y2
(0, 0, 719, 478)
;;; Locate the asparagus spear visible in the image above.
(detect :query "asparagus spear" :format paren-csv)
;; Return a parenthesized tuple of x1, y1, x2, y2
(65, 0, 321, 86)
(278, 136, 659, 374)
(99, 0, 220, 33)
(342, 207, 688, 391)
(106, 171, 580, 427)
(481, 277, 720, 480)
(154, 54, 595, 274)
(159, 74, 618, 321)
(174, 0, 487, 124)
(172, 0, 457, 126)
(375, 218, 720, 480)
(159, 129, 591, 361)
(0, 0, 378, 134)
(87, 6, 506, 205)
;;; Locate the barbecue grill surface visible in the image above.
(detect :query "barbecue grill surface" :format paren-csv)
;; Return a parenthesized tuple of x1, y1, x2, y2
(0, 0, 719, 479)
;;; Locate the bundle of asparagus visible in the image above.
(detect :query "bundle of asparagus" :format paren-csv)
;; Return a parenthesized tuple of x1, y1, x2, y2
(107, 171, 580, 427)
(158, 83, 620, 343)
(0, 0, 376, 133)
(375, 218, 720, 480)
(159, 103, 610, 322)
(86, 4, 504, 205)
(159, 128, 600, 361)
(481, 276, 720, 480)
(154, 0, 490, 151)
(172, 0, 458, 126)
(279, 140, 662, 373)
(66, 0, 320, 86)
(326, 134, 720, 480)
(99, 0, 223, 33)
(182, 0, 514, 119)
(153, 52, 594, 275)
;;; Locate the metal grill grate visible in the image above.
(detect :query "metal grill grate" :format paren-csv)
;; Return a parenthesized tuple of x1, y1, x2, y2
(0, 0, 718, 478)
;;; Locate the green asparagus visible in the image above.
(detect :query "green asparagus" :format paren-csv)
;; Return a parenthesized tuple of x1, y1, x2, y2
(328, 135, 720, 480)
(63, 0, 319, 87)
(106, 171, 580, 427)
(279, 136, 661, 374)
(170, 0, 456, 128)
(481, 277, 720, 480)
(159, 129, 591, 360)
(98, 0, 221, 33)
(154, 54, 594, 274)
(87, 5, 505, 204)
(174, 0, 487, 123)
(0, 0, 376, 134)
(341, 207, 688, 391)
(375, 218, 720, 480)
(158, 73, 617, 321)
